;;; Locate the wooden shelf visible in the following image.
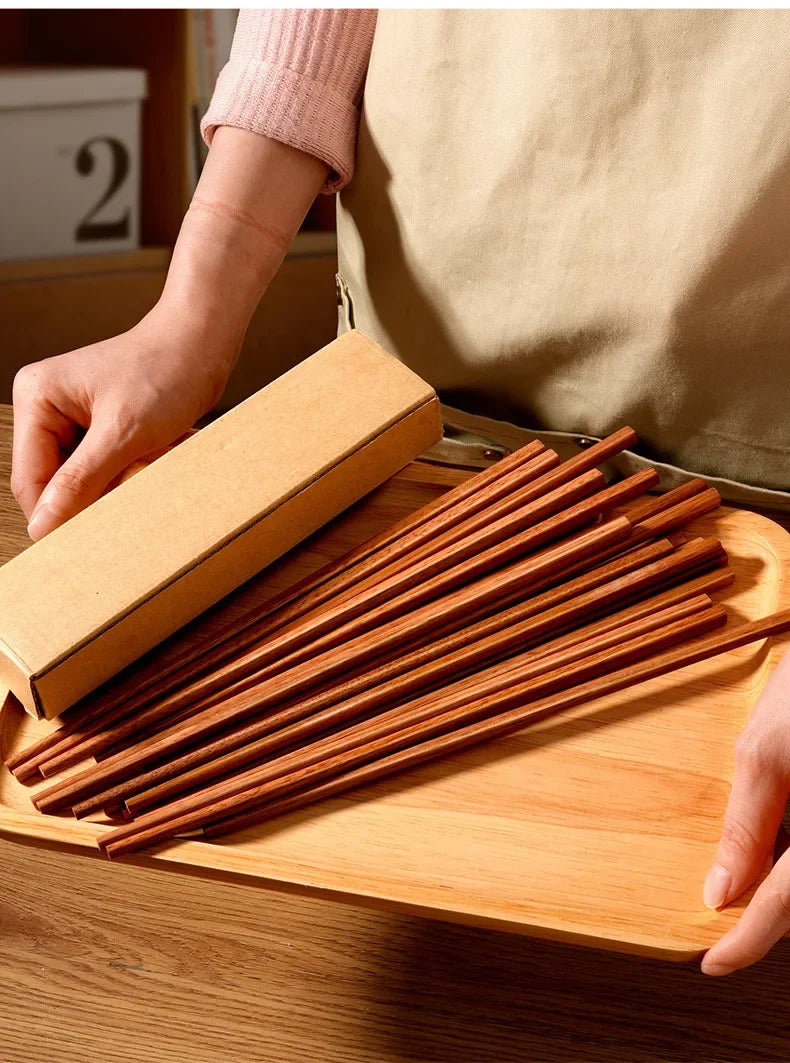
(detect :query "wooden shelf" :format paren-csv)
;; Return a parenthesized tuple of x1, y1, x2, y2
(0, 235, 335, 282)
(0, 248, 171, 283)
(0, 240, 338, 410)
(288, 231, 338, 258)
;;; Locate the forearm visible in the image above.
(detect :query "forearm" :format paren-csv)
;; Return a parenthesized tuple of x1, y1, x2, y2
(11, 123, 329, 537)
(155, 6, 377, 368)
(156, 126, 330, 363)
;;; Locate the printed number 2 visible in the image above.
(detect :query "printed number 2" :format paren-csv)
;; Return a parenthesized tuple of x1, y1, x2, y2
(74, 137, 131, 242)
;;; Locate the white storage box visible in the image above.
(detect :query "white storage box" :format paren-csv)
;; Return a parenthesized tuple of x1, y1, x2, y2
(0, 67, 147, 261)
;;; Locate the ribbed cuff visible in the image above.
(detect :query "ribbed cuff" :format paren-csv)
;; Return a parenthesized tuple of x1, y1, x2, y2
(202, 58, 361, 194)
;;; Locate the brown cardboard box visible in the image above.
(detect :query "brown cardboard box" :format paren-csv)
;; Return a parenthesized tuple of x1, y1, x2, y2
(0, 330, 442, 719)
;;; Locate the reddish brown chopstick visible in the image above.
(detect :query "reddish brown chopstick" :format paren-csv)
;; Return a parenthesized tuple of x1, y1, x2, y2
(5, 439, 550, 775)
(24, 529, 664, 783)
(110, 591, 718, 820)
(81, 428, 636, 715)
(9, 430, 640, 780)
(84, 537, 728, 818)
(623, 477, 707, 523)
(33, 491, 643, 788)
(99, 606, 728, 857)
(27, 480, 718, 786)
(621, 488, 720, 547)
(33, 513, 638, 809)
(205, 603, 790, 841)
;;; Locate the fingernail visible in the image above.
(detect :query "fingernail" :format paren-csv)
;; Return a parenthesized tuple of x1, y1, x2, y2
(701, 958, 736, 977)
(703, 864, 732, 910)
(27, 503, 58, 542)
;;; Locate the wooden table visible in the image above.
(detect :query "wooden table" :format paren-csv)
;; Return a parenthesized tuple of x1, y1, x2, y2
(1, 405, 789, 1063)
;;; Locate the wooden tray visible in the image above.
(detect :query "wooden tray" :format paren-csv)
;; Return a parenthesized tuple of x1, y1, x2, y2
(1, 462, 788, 960)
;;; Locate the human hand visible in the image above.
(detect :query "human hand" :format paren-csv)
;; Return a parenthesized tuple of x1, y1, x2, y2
(12, 127, 330, 542)
(12, 301, 236, 540)
(701, 647, 790, 975)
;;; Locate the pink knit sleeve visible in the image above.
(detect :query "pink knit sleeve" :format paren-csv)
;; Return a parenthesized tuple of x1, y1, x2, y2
(201, 8, 377, 193)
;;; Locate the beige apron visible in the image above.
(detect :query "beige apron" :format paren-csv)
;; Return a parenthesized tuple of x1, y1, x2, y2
(336, 9, 790, 511)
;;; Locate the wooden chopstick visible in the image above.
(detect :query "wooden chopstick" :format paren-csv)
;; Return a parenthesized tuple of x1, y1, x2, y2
(24, 532, 667, 783)
(623, 477, 707, 523)
(99, 605, 728, 856)
(9, 430, 640, 779)
(622, 488, 720, 546)
(76, 539, 727, 817)
(205, 603, 790, 841)
(34, 512, 644, 809)
(111, 589, 721, 820)
(105, 539, 730, 817)
(33, 481, 649, 790)
(8, 449, 558, 779)
(28, 479, 718, 786)
(6, 441, 549, 775)
(78, 429, 638, 721)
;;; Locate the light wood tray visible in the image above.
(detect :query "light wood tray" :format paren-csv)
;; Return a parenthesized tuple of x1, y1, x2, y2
(1, 462, 788, 960)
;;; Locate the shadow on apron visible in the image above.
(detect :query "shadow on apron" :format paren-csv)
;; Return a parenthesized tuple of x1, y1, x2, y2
(337, 272, 790, 515)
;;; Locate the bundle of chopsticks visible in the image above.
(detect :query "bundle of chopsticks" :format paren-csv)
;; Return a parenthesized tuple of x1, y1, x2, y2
(6, 427, 790, 859)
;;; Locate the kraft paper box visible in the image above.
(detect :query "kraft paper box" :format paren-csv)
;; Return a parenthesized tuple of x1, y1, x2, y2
(0, 330, 442, 719)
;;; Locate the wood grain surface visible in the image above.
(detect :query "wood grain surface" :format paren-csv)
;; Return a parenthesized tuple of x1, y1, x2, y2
(2, 406, 790, 1062)
(3, 451, 786, 957)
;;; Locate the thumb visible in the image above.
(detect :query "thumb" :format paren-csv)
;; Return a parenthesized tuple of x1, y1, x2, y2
(26, 421, 143, 541)
(703, 735, 786, 911)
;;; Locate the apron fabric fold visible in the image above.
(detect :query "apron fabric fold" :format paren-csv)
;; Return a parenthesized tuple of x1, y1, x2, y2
(335, 10, 790, 510)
